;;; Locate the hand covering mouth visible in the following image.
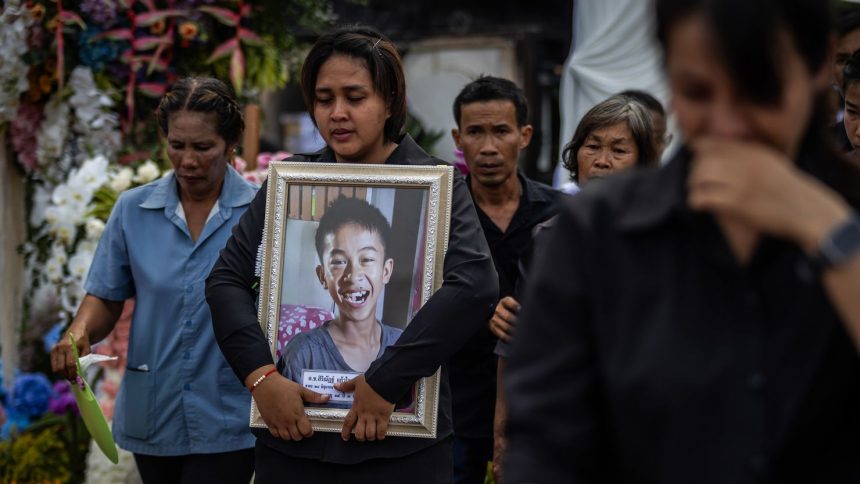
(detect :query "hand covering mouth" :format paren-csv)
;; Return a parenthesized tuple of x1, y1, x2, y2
(342, 289, 370, 304)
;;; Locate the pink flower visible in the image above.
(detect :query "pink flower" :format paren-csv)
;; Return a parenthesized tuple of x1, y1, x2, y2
(99, 379, 118, 398)
(452, 148, 469, 175)
(233, 156, 247, 172)
(100, 401, 115, 421)
(257, 151, 291, 170)
(244, 172, 262, 185)
(28, 25, 46, 49)
(10, 104, 42, 172)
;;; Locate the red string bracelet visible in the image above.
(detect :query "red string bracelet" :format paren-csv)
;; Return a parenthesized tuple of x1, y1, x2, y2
(250, 368, 277, 392)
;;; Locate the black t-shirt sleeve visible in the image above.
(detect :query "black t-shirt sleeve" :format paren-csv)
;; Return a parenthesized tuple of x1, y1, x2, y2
(364, 172, 499, 402)
(206, 180, 273, 383)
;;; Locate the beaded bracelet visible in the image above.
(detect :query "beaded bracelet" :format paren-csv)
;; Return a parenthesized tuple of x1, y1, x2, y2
(250, 368, 277, 392)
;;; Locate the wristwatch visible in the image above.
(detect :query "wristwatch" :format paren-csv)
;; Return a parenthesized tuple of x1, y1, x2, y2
(813, 215, 860, 270)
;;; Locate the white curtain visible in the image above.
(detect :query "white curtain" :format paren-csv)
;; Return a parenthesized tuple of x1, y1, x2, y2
(554, 0, 672, 187)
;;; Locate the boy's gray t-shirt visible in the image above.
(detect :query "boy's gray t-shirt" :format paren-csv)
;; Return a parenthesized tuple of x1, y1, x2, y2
(278, 320, 403, 384)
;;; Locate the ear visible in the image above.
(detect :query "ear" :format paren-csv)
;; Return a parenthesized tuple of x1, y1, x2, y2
(381, 258, 393, 284)
(519, 124, 534, 150)
(315, 265, 327, 289)
(451, 128, 462, 149)
(225, 141, 238, 158)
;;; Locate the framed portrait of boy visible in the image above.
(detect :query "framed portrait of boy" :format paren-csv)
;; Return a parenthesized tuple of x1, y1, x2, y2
(251, 162, 453, 439)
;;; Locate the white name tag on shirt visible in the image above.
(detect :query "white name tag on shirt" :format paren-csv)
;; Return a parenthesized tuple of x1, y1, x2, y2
(301, 370, 360, 404)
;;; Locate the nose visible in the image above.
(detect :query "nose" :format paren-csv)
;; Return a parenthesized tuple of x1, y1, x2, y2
(707, 98, 752, 139)
(331, 97, 348, 121)
(479, 135, 499, 156)
(179, 149, 198, 169)
(593, 149, 612, 169)
(340, 262, 364, 284)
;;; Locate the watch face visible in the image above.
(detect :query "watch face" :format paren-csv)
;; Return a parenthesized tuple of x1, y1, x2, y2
(826, 216, 860, 264)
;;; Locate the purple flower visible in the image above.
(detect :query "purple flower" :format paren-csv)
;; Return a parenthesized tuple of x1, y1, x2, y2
(10, 373, 52, 419)
(49, 391, 79, 417)
(53, 380, 71, 395)
(80, 0, 118, 28)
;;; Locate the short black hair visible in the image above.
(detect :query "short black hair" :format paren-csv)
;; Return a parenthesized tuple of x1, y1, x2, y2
(618, 89, 665, 117)
(845, 51, 860, 93)
(157, 77, 244, 147)
(301, 25, 406, 143)
(837, 5, 860, 38)
(452, 75, 529, 128)
(656, 0, 831, 107)
(314, 196, 391, 263)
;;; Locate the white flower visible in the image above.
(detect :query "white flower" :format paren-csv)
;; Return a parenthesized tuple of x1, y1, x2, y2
(0, 6, 32, 124)
(44, 257, 64, 283)
(35, 94, 71, 168)
(134, 160, 160, 184)
(31, 283, 59, 310)
(77, 239, 97, 255)
(61, 280, 86, 314)
(29, 184, 52, 227)
(68, 67, 121, 160)
(50, 243, 69, 266)
(68, 248, 95, 282)
(74, 155, 110, 190)
(85, 218, 106, 240)
(109, 167, 134, 193)
(45, 206, 78, 245)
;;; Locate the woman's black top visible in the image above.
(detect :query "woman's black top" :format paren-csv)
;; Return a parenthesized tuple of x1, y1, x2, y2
(504, 148, 860, 483)
(205, 135, 498, 464)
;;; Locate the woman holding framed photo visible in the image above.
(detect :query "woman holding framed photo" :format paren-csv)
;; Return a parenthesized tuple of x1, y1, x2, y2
(206, 25, 498, 483)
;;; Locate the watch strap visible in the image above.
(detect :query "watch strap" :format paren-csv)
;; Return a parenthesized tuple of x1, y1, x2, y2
(812, 214, 860, 270)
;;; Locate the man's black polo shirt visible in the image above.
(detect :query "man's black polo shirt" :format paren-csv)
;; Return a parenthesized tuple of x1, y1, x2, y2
(449, 172, 559, 439)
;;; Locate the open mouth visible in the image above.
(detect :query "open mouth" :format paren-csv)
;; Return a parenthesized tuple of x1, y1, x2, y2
(342, 290, 369, 304)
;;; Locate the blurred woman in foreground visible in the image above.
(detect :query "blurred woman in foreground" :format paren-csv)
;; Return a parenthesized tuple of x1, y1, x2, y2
(504, 0, 860, 482)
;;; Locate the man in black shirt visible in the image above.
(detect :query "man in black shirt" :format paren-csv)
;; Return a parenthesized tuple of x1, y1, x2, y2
(448, 76, 559, 484)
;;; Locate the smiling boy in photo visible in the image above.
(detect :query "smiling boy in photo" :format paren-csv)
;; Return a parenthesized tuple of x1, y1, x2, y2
(278, 196, 403, 404)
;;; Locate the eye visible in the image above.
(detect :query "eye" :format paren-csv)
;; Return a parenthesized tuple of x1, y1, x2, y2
(613, 148, 628, 155)
(584, 144, 599, 150)
(360, 256, 376, 264)
(348, 96, 366, 103)
(678, 84, 711, 103)
(193, 144, 213, 151)
(316, 97, 333, 105)
(329, 257, 346, 268)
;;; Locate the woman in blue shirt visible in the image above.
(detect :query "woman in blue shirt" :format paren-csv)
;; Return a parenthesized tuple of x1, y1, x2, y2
(51, 77, 258, 483)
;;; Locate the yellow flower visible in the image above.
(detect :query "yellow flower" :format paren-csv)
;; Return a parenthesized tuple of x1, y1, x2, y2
(151, 18, 166, 35)
(178, 21, 198, 41)
(30, 3, 46, 21)
(39, 74, 53, 94)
